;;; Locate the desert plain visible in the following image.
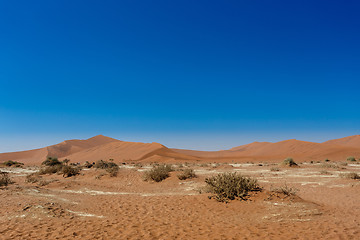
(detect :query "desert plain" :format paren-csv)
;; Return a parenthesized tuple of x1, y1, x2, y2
(1, 135, 360, 239)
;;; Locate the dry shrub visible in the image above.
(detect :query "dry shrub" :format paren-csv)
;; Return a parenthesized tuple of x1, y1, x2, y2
(177, 169, 196, 180)
(42, 157, 62, 166)
(143, 165, 172, 182)
(3, 160, 24, 167)
(340, 172, 360, 180)
(321, 163, 339, 169)
(205, 172, 261, 202)
(39, 165, 63, 175)
(83, 161, 94, 168)
(94, 160, 118, 169)
(62, 165, 81, 178)
(106, 166, 119, 177)
(26, 173, 42, 183)
(319, 170, 332, 175)
(282, 158, 297, 167)
(0, 171, 13, 186)
(271, 184, 298, 196)
(347, 156, 356, 162)
(270, 167, 280, 172)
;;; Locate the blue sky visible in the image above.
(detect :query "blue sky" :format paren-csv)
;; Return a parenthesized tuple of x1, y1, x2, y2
(1, 0, 360, 152)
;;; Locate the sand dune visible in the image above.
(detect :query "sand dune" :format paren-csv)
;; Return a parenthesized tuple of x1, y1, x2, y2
(172, 137, 360, 162)
(1, 135, 360, 165)
(323, 135, 360, 148)
(0, 135, 119, 164)
(61, 141, 200, 163)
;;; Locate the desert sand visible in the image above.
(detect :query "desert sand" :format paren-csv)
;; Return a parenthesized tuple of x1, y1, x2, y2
(0, 135, 360, 239)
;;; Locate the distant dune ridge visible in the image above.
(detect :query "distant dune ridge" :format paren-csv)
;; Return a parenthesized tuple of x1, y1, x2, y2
(0, 135, 359, 164)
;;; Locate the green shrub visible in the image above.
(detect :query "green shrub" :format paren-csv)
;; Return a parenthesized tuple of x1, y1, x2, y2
(3, 160, 24, 167)
(143, 165, 172, 182)
(347, 156, 356, 162)
(42, 157, 62, 166)
(282, 158, 298, 167)
(0, 171, 13, 186)
(177, 169, 196, 180)
(205, 172, 260, 202)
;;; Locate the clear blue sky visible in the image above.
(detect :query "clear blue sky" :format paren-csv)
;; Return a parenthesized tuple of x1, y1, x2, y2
(1, 0, 360, 152)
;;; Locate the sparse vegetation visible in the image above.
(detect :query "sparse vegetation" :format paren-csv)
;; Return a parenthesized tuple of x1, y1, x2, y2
(324, 159, 330, 162)
(39, 165, 63, 175)
(321, 163, 339, 169)
(83, 161, 94, 168)
(340, 172, 360, 180)
(3, 160, 24, 167)
(270, 167, 280, 172)
(0, 171, 13, 186)
(94, 160, 119, 177)
(282, 158, 298, 167)
(205, 172, 261, 202)
(42, 157, 62, 166)
(319, 170, 332, 175)
(347, 156, 356, 162)
(106, 166, 119, 177)
(143, 164, 172, 182)
(271, 184, 298, 196)
(25, 172, 42, 183)
(94, 160, 118, 169)
(39, 158, 81, 177)
(177, 169, 196, 180)
(61, 165, 81, 178)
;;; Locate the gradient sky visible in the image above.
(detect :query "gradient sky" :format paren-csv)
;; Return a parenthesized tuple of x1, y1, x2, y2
(1, 0, 360, 152)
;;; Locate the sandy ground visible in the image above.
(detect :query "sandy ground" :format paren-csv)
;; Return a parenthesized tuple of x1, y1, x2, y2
(1, 162, 360, 239)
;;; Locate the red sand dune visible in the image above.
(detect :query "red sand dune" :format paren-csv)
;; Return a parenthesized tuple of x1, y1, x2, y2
(0, 135, 359, 164)
(323, 134, 360, 148)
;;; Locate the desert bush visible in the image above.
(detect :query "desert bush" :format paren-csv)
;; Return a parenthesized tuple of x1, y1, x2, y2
(143, 165, 172, 182)
(39, 165, 63, 175)
(106, 166, 119, 177)
(62, 165, 81, 178)
(42, 157, 62, 166)
(26, 173, 42, 183)
(340, 172, 360, 180)
(0, 171, 13, 186)
(271, 184, 298, 196)
(94, 160, 118, 169)
(3, 160, 24, 167)
(347, 156, 356, 162)
(320, 163, 339, 169)
(177, 169, 196, 180)
(270, 167, 280, 172)
(324, 159, 330, 162)
(319, 170, 332, 175)
(205, 172, 260, 202)
(200, 163, 209, 167)
(282, 158, 297, 167)
(83, 161, 94, 168)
